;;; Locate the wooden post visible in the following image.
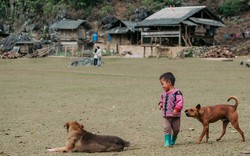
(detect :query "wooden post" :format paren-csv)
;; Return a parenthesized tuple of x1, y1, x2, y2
(130, 32, 132, 45)
(116, 44, 118, 54)
(107, 42, 110, 51)
(151, 46, 153, 57)
(137, 31, 139, 45)
(56, 45, 58, 56)
(213, 36, 215, 46)
(179, 25, 181, 46)
(141, 29, 143, 45)
(185, 25, 188, 38)
(72, 47, 75, 57)
(81, 45, 84, 57)
(65, 46, 67, 57)
(143, 46, 146, 58)
(119, 34, 121, 45)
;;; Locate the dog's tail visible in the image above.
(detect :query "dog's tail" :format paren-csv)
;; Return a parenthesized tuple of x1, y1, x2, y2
(124, 131, 140, 150)
(227, 96, 239, 109)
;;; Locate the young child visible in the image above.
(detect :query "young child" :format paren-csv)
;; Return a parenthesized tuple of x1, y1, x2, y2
(158, 72, 184, 147)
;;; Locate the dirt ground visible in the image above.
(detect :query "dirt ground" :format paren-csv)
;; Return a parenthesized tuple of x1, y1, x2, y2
(0, 57, 250, 156)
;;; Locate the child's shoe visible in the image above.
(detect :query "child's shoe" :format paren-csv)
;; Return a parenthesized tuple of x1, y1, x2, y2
(171, 135, 177, 145)
(164, 134, 173, 147)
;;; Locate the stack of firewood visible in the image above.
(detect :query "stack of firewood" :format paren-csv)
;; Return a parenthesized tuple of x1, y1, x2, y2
(36, 47, 49, 57)
(200, 47, 235, 58)
(1, 47, 49, 59)
(1, 51, 23, 59)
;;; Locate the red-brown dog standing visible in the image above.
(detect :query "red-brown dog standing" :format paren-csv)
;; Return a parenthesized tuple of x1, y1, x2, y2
(185, 96, 245, 144)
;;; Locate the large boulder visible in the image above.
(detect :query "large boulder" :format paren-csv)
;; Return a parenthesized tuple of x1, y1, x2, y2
(101, 15, 119, 30)
(71, 57, 94, 66)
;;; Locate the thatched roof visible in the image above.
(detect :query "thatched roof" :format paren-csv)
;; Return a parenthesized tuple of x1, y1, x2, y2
(137, 6, 225, 27)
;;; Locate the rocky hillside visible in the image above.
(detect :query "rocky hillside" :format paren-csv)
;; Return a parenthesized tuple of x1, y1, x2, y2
(0, 0, 250, 55)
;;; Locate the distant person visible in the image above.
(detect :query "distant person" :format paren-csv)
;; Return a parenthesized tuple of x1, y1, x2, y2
(92, 32, 98, 43)
(108, 34, 112, 42)
(242, 32, 246, 39)
(158, 72, 184, 147)
(93, 48, 98, 66)
(96, 46, 102, 66)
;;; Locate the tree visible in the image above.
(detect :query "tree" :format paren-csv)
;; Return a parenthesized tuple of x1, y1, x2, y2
(219, 0, 240, 17)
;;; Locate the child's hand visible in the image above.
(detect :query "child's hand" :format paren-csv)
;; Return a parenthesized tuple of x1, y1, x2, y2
(173, 110, 178, 116)
(158, 102, 162, 110)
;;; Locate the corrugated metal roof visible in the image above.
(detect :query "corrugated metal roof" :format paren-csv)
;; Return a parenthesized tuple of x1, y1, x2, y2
(138, 6, 206, 26)
(137, 6, 226, 28)
(148, 6, 205, 20)
(50, 19, 85, 30)
(189, 17, 226, 27)
(121, 21, 137, 32)
(105, 27, 129, 34)
(182, 20, 198, 26)
(15, 41, 34, 44)
(138, 19, 180, 27)
(105, 20, 137, 34)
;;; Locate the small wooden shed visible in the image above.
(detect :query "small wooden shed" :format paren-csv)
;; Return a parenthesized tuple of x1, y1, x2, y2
(15, 41, 36, 54)
(50, 19, 90, 41)
(50, 19, 91, 51)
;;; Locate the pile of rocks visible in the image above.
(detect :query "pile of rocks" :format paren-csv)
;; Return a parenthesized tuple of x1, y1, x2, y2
(0, 34, 32, 53)
(179, 46, 236, 58)
(71, 57, 94, 66)
(200, 47, 235, 58)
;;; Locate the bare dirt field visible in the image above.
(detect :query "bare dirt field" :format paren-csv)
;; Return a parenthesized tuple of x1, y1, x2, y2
(0, 57, 249, 156)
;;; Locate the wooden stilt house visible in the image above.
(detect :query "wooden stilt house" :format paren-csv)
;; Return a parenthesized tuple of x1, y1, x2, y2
(136, 6, 226, 46)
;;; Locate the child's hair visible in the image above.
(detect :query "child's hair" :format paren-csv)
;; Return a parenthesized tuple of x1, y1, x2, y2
(159, 72, 175, 85)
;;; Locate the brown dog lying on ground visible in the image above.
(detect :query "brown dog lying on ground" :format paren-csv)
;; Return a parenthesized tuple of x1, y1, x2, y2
(185, 96, 245, 144)
(47, 121, 130, 153)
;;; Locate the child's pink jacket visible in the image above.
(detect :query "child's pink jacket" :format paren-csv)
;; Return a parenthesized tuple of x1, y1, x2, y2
(159, 88, 184, 117)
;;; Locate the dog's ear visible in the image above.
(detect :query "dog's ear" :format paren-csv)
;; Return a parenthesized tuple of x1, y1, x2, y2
(80, 124, 84, 130)
(196, 104, 201, 110)
(64, 122, 69, 129)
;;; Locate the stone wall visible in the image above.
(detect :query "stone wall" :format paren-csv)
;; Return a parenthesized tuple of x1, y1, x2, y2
(94, 43, 186, 58)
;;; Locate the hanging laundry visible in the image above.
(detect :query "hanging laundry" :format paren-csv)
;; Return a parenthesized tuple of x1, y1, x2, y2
(224, 34, 229, 40)
(230, 34, 235, 39)
(235, 33, 240, 38)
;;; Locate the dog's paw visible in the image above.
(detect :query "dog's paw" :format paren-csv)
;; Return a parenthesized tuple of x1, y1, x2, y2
(47, 148, 55, 152)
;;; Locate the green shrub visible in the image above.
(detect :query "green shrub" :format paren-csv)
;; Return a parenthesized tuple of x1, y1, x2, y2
(100, 5, 111, 19)
(125, 4, 135, 20)
(219, 0, 240, 17)
(0, 1, 7, 20)
(142, 0, 183, 12)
